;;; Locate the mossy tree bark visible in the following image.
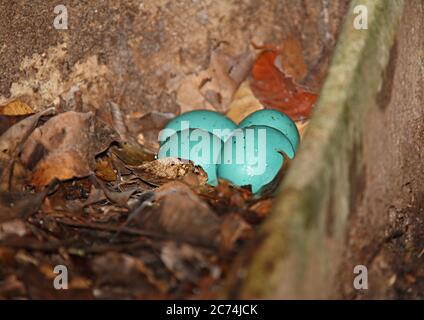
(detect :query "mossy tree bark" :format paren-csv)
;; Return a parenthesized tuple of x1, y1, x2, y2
(226, 0, 405, 299)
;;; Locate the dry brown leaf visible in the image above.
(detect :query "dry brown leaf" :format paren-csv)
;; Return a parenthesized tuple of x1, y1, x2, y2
(21, 112, 93, 187)
(250, 49, 317, 121)
(83, 185, 107, 206)
(126, 111, 175, 152)
(248, 198, 274, 219)
(277, 36, 308, 83)
(0, 108, 56, 162)
(225, 80, 264, 124)
(133, 181, 221, 248)
(90, 175, 136, 207)
(0, 181, 57, 223)
(19, 111, 110, 187)
(69, 276, 93, 289)
(31, 150, 90, 187)
(160, 242, 219, 283)
(0, 115, 29, 136)
(91, 252, 171, 297)
(21, 111, 92, 160)
(219, 214, 254, 254)
(0, 219, 29, 239)
(95, 158, 117, 182)
(177, 49, 253, 113)
(0, 274, 26, 298)
(111, 141, 155, 166)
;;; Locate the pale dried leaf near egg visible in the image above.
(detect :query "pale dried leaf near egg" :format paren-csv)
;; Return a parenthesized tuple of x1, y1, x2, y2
(176, 49, 253, 113)
(109, 101, 129, 140)
(177, 73, 215, 113)
(296, 119, 310, 139)
(225, 81, 264, 124)
(125, 111, 175, 152)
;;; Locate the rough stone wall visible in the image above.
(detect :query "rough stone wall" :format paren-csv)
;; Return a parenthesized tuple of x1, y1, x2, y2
(0, 0, 348, 118)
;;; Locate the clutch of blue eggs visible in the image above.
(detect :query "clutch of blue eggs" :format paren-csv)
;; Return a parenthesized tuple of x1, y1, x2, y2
(157, 109, 300, 194)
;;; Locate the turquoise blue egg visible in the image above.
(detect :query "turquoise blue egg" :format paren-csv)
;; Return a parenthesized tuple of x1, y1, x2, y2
(239, 109, 300, 151)
(159, 110, 237, 144)
(217, 125, 294, 193)
(158, 128, 222, 186)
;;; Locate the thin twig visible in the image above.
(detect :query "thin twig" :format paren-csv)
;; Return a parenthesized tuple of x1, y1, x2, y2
(57, 219, 168, 240)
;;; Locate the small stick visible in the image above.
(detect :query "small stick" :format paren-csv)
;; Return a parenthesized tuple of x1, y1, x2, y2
(57, 219, 167, 240)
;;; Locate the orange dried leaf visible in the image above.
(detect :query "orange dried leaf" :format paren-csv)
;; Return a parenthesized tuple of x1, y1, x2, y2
(250, 50, 317, 121)
(95, 159, 117, 182)
(31, 149, 90, 187)
(278, 36, 308, 83)
(0, 100, 34, 116)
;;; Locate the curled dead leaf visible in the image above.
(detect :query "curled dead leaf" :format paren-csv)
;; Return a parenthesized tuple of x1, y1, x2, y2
(0, 108, 55, 163)
(31, 150, 91, 187)
(19, 111, 116, 188)
(0, 100, 34, 116)
(95, 158, 117, 182)
(132, 181, 221, 248)
(111, 141, 155, 166)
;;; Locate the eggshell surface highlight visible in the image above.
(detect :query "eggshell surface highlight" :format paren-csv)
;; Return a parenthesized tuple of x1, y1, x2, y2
(217, 125, 294, 193)
(239, 109, 300, 151)
(159, 110, 237, 143)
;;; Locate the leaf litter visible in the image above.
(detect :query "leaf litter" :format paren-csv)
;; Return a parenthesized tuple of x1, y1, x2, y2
(0, 37, 325, 299)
